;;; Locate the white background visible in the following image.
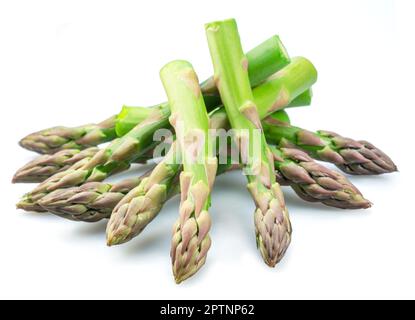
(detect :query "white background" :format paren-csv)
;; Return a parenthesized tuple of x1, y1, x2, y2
(0, 0, 413, 300)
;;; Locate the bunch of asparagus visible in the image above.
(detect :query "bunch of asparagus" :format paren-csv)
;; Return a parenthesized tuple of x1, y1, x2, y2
(14, 19, 397, 283)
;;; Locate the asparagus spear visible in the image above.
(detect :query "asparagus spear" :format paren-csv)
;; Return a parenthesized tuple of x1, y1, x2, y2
(269, 146, 370, 209)
(19, 116, 118, 155)
(13, 146, 155, 184)
(161, 60, 218, 283)
(199, 35, 290, 95)
(16, 156, 93, 212)
(19, 36, 291, 154)
(12, 148, 100, 183)
(284, 88, 312, 108)
(206, 19, 291, 267)
(39, 176, 151, 222)
(264, 124, 397, 175)
(17, 57, 317, 212)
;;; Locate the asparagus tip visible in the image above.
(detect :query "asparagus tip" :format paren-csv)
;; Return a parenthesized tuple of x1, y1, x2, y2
(11, 172, 30, 183)
(16, 199, 45, 213)
(173, 271, 194, 285)
(174, 276, 184, 285)
(106, 236, 115, 246)
(344, 197, 372, 210)
(364, 200, 373, 209)
(18, 136, 41, 154)
(18, 137, 27, 149)
(106, 234, 126, 247)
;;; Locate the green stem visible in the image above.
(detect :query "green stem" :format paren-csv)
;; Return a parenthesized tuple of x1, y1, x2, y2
(264, 123, 397, 175)
(161, 61, 214, 187)
(160, 60, 217, 284)
(254, 57, 317, 119)
(206, 18, 292, 267)
(200, 35, 291, 94)
(285, 89, 312, 108)
(205, 18, 273, 184)
(115, 106, 153, 137)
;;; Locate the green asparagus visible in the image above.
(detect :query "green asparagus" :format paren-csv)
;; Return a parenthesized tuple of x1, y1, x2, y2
(13, 147, 154, 184)
(269, 145, 370, 209)
(13, 148, 100, 183)
(16, 156, 93, 212)
(19, 116, 118, 155)
(206, 19, 291, 267)
(264, 124, 397, 175)
(11, 17, 399, 286)
(160, 60, 218, 283)
(39, 175, 152, 222)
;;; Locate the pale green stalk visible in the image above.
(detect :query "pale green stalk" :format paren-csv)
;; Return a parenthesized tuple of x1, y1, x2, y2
(206, 19, 291, 267)
(160, 60, 218, 284)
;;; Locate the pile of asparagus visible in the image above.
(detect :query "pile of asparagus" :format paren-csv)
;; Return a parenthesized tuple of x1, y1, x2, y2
(14, 19, 397, 283)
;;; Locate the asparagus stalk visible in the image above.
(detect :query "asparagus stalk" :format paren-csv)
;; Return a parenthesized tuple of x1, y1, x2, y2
(200, 35, 290, 95)
(17, 57, 317, 212)
(264, 124, 397, 175)
(13, 146, 154, 184)
(16, 156, 93, 212)
(269, 145, 370, 209)
(12, 148, 99, 183)
(40, 177, 149, 222)
(160, 60, 218, 283)
(205, 19, 291, 267)
(19, 36, 291, 154)
(19, 116, 119, 155)
(284, 88, 312, 108)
